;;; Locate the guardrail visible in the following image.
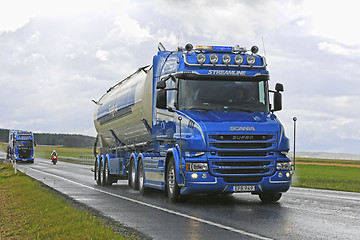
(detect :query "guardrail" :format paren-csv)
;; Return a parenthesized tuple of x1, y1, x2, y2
(79, 155, 95, 160)
(58, 156, 94, 165)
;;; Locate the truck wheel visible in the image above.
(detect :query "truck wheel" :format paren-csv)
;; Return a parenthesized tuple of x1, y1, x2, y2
(166, 157, 180, 203)
(100, 159, 105, 186)
(129, 158, 139, 190)
(138, 159, 148, 195)
(95, 160, 101, 185)
(104, 159, 112, 186)
(259, 192, 282, 203)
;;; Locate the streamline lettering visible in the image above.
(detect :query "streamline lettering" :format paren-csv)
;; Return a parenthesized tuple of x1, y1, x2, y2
(208, 70, 246, 76)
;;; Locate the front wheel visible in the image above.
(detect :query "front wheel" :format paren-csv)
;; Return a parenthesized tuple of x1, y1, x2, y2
(138, 159, 149, 195)
(166, 157, 180, 203)
(259, 192, 282, 203)
(99, 159, 105, 186)
(95, 159, 101, 185)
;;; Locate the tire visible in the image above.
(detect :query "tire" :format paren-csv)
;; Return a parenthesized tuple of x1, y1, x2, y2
(138, 159, 148, 195)
(166, 157, 180, 203)
(129, 158, 138, 190)
(259, 192, 282, 203)
(104, 159, 112, 186)
(99, 159, 105, 186)
(95, 159, 101, 185)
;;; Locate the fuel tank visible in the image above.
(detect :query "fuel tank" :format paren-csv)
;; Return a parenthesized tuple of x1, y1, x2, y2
(93, 66, 153, 149)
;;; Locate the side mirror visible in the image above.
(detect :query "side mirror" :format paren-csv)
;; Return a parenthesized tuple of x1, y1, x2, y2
(273, 92, 282, 111)
(156, 81, 166, 90)
(156, 89, 167, 109)
(270, 83, 284, 112)
(275, 83, 284, 92)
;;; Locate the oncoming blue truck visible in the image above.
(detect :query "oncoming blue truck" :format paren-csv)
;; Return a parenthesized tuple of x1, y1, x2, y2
(8, 130, 35, 163)
(93, 43, 293, 203)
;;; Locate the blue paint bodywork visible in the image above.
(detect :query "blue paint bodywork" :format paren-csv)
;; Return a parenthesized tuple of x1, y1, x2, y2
(9, 130, 35, 162)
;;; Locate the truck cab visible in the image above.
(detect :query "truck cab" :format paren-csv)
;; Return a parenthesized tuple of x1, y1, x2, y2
(8, 130, 35, 163)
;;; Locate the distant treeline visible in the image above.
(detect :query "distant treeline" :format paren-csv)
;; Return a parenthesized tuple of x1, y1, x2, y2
(0, 128, 95, 148)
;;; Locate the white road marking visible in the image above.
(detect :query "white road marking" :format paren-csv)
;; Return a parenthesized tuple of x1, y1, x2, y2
(24, 166, 273, 240)
(289, 188, 360, 202)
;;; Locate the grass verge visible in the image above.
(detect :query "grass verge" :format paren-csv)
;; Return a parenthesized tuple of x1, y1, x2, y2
(0, 163, 141, 240)
(34, 145, 94, 159)
(292, 158, 360, 192)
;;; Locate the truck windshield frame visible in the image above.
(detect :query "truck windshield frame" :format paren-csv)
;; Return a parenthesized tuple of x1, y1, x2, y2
(177, 78, 269, 112)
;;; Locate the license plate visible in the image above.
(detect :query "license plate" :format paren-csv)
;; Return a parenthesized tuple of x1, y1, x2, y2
(232, 185, 255, 192)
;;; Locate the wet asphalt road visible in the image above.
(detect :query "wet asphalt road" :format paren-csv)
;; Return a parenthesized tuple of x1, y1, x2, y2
(4, 156, 360, 240)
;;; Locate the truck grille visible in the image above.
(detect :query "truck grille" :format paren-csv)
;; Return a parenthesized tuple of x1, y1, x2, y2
(19, 149, 31, 159)
(208, 134, 276, 177)
(211, 142, 272, 149)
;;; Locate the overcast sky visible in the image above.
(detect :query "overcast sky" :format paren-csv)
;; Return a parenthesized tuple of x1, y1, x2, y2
(1, 0, 359, 154)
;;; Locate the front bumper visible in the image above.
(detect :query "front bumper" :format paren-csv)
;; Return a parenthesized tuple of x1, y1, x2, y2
(180, 170, 292, 195)
(15, 156, 34, 161)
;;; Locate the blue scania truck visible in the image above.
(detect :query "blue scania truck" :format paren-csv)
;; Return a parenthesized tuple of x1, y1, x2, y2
(8, 130, 35, 163)
(93, 43, 292, 203)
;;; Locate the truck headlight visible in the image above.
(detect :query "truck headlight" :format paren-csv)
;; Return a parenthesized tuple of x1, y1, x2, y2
(186, 162, 208, 172)
(276, 162, 291, 171)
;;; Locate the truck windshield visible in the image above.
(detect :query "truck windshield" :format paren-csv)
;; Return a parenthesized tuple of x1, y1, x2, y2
(15, 140, 33, 148)
(178, 79, 268, 112)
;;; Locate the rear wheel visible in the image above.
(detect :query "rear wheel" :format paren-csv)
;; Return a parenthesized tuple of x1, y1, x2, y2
(259, 192, 282, 203)
(104, 159, 112, 186)
(129, 158, 138, 190)
(166, 157, 180, 203)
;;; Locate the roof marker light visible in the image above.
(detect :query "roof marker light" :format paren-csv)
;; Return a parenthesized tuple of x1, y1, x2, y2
(251, 46, 259, 54)
(209, 54, 219, 65)
(196, 46, 212, 50)
(185, 43, 193, 51)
